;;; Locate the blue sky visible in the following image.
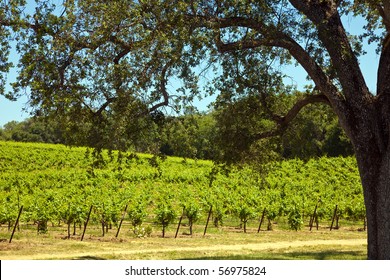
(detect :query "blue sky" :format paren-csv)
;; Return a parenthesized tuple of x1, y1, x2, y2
(0, 11, 381, 127)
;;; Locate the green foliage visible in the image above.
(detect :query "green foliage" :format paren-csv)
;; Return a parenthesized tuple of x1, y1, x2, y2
(213, 92, 353, 163)
(281, 103, 353, 159)
(184, 201, 201, 235)
(236, 204, 256, 233)
(160, 116, 198, 159)
(0, 92, 352, 162)
(128, 201, 148, 230)
(1, 0, 361, 156)
(288, 205, 303, 231)
(62, 203, 86, 228)
(154, 201, 177, 237)
(213, 92, 282, 163)
(0, 118, 64, 144)
(0, 196, 18, 227)
(148, 154, 166, 178)
(132, 225, 153, 238)
(149, 111, 219, 160)
(1, 0, 203, 151)
(212, 205, 225, 228)
(0, 141, 365, 237)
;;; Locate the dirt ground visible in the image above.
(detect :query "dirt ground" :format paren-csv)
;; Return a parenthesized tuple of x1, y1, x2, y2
(0, 236, 366, 260)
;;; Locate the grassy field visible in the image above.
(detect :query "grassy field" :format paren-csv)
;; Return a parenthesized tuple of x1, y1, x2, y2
(0, 220, 367, 260)
(0, 141, 368, 260)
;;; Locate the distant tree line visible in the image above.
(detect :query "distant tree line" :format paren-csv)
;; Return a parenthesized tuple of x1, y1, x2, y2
(0, 118, 64, 144)
(1, 91, 353, 161)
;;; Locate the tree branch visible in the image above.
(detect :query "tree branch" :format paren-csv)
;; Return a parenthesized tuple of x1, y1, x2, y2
(252, 94, 330, 141)
(192, 12, 343, 103)
(377, 32, 390, 99)
(377, 3, 390, 32)
(94, 97, 118, 116)
(215, 31, 342, 106)
(282, 94, 330, 125)
(289, 0, 371, 102)
(146, 61, 172, 114)
(191, 10, 355, 136)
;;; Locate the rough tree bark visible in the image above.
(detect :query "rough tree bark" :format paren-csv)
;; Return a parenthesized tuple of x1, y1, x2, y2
(2, 0, 390, 259)
(289, 0, 390, 259)
(197, 0, 390, 258)
(352, 54, 390, 259)
(290, 0, 390, 259)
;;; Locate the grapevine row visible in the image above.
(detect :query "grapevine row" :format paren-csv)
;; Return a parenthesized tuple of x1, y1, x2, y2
(0, 141, 365, 237)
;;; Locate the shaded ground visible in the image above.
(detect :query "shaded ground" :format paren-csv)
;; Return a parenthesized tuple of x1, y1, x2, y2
(1, 237, 366, 260)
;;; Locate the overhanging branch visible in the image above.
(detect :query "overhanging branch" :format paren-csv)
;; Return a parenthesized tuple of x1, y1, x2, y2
(94, 97, 118, 116)
(377, 3, 390, 32)
(252, 94, 330, 141)
(146, 60, 172, 114)
(193, 12, 343, 110)
(282, 94, 330, 125)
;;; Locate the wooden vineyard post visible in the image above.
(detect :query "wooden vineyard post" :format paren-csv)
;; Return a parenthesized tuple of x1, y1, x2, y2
(67, 222, 71, 239)
(9, 206, 23, 243)
(81, 205, 93, 241)
(101, 221, 105, 237)
(116, 204, 128, 238)
(175, 207, 185, 239)
(101, 203, 106, 237)
(364, 216, 367, 231)
(330, 205, 338, 231)
(309, 202, 318, 231)
(203, 205, 213, 236)
(257, 208, 266, 233)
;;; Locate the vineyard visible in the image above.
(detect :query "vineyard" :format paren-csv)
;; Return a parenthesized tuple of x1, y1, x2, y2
(0, 141, 365, 242)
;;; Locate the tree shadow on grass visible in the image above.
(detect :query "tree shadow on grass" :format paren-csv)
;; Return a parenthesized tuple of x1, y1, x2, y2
(73, 256, 107, 260)
(182, 250, 366, 260)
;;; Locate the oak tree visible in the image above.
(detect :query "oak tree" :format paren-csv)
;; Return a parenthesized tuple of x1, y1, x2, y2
(1, 0, 390, 258)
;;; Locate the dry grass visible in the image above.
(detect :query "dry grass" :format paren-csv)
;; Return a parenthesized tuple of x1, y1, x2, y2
(0, 222, 367, 260)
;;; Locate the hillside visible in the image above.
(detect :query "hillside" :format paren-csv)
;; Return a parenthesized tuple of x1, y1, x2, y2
(0, 141, 364, 235)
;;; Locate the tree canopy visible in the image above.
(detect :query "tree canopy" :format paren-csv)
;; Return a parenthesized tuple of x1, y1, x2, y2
(2, 0, 390, 259)
(0, 1, 387, 149)
(0, 1, 387, 140)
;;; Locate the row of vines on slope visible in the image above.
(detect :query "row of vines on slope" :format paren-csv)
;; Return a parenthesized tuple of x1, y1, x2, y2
(0, 141, 364, 237)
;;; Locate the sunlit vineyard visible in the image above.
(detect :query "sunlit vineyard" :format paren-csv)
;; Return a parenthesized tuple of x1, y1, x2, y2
(0, 141, 365, 239)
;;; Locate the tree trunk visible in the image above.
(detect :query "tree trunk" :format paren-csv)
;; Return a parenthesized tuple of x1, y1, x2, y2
(355, 147, 390, 259)
(67, 222, 71, 239)
(337, 91, 390, 259)
(267, 219, 272, 231)
(162, 225, 166, 238)
(287, 0, 390, 259)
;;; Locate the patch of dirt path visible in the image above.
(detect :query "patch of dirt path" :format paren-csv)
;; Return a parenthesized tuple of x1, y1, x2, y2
(3, 238, 366, 260)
